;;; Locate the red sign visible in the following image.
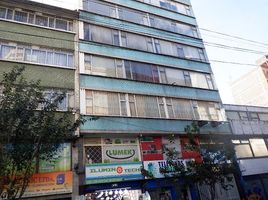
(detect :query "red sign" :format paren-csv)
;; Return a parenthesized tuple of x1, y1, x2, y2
(140, 137, 163, 161)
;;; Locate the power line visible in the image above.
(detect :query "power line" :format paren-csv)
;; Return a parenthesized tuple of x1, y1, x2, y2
(209, 60, 257, 67)
(200, 27, 268, 47)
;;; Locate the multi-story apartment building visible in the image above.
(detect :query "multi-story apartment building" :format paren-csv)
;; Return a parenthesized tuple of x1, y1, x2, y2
(76, 0, 239, 199)
(0, 0, 78, 199)
(231, 55, 268, 107)
(224, 104, 268, 200)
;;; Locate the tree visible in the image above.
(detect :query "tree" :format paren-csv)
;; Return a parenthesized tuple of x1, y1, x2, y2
(0, 67, 81, 199)
(142, 122, 236, 200)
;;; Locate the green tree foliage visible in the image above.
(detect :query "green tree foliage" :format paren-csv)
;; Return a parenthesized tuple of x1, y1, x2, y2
(0, 67, 81, 199)
(142, 123, 236, 200)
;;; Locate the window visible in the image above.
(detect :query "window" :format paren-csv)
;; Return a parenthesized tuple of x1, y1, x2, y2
(128, 94, 137, 117)
(172, 99, 194, 119)
(35, 15, 48, 26)
(235, 144, 253, 158)
(0, 42, 74, 68)
(91, 56, 116, 77)
(0, 7, 6, 18)
(165, 98, 174, 118)
(120, 94, 127, 116)
(226, 111, 240, 120)
(157, 97, 166, 118)
(119, 7, 148, 25)
(14, 10, 28, 23)
(249, 113, 259, 121)
(135, 95, 159, 117)
(0, 6, 72, 31)
(239, 112, 248, 120)
(250, 139, 268, 157)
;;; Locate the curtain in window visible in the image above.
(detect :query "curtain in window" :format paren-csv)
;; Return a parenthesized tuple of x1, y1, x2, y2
(55, 19, 68, 30)
(1, 45, 16, 60)
(136, 95, 159, 117)
(197, 102, 219, 121)
(190, 72, 208, 89)
(131, 62, 153, 82)
(92, 56, 116, 76)
(93, 91, 120, 115)
(119, 8, 147, 25)
(90, 25, 114, 45)
(126, 33, 149, 51)
(165, 68, 184, 85)
(14, 10, 28, 22)
(159, 40, 174, 56)
(35, 15, 48, 27)
(32, 49, 46, 64)
(54, 52, 67, 66)
(172, 99, 193, 119)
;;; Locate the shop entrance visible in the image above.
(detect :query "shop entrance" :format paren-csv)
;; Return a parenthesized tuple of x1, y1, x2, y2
(84, 188, 142, 200)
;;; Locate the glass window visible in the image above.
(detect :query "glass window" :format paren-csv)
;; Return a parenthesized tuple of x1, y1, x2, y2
(1, 45, 16, 60)
(35, 15, 48, 27)
(249, 113, 259, 121)
(197, 102, 219, 121)
(32, 49, 46, 64)
(0, 7, 6, 18)
(55, 19, 68, 30)
(28, 13, 34, 24)
(46, 51, 54, 65)
(85, 24, 114, 45)
(226, 111, 240, 120)
(135, 95, 159, 118)
(165, 68, 184, 85)
(259, 113, 268, 121)
(120, 94, 127, 116)
(85, 0, 116, 18)
(158, 97, 166, 118)
(6, 9, 13, 20)
(159, 67, 167, 84)
(54, 52, 67, 66)
(49, 17, 55, 28)
(86, 90, 93, 114)
(119, 7, 148, 25)
(166, 98, 174, 118)
(93, 91, 120, 115)
(250, 139, 268, 157)
(84, 54, 91, 72)
(131, 62, 154, 82)
(235, 144, 253, 158)
(128, 94, 137, 116)
(190, 72, 208, 89)
(67, 55, 74, 67)
(125, 32, 150, 51)
(116, 60, 124, 78)
(239, 112, 248, 120)
(14, 10, 28, 23)
(172, 99, 194, 119)
(91, 56, 116, 77)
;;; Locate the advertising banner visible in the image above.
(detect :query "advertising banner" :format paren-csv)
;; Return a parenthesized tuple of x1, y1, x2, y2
(143, 160, 187, 178)
(23, 171, 72, 197)
(39, 143, 71, 173)
(140, 137, 163, 161)
(85, 162, 143, 184)
(103, 145, 140, 163)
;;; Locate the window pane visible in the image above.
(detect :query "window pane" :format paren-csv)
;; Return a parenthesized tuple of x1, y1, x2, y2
(250, 139, 268, 157)
(84, 54, 91, 72)
(46, 52, 54, 65)
(136, 95, 159, 117)
(85, 146, 102, 164)
(126, 33, 150, 51)
(68, 55, 74, 67)
(226, 111, 239, 120)
(131, 61, 153, 82)
(91, 56, 116, 77)
(54, 53, 67, 66)
(35, 15, 48, 26)
(0, 7, 6, 18)
(190, 72, 208, 89)
(6, 9, 13, 20)
(14, 10, 28, 22)
(235, 144, 253, 158)
(49, 18, 55, 28)
(32, 49, 46, 64)
(24, 49, 32, 61)
(55, 19, 68, 30)
(93, 91, 120, 115)
(1, 45, 16, 60)
(197, 102, 219, 121)
(28, 13, 34, 24)
(85, 0, 116, 18)
(165, 68, 185, 85)
(172, 99, 194, 119)
(119, 7, 148, 25)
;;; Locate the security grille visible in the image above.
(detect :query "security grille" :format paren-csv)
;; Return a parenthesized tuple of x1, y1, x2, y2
(85, 146, 102, 164)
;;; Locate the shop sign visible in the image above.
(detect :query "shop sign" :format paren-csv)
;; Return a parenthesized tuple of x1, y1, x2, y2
(23, 171, 72, 197)
(85, 162, 143, 184)
(143, 160, 187, 178)
(103, 145, 140, 163)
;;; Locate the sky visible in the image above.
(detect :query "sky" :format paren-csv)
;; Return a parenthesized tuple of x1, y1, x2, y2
(31, 0, 268, 104)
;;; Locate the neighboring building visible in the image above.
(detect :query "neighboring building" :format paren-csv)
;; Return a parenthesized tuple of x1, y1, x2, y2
(224, 104, 268, 200)
(76, 0, 239, 199)
(231, 55, 268, 107)
(0, 0, 78, 199)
